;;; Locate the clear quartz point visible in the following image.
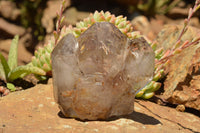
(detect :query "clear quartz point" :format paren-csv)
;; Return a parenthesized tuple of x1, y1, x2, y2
(52, 22, 155, 120)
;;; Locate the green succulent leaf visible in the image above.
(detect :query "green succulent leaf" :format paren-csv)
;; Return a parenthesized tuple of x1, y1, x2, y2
(34, 75, 48, 81)
(135, 90, 144, 98)
(8, 35, 19, 71)
(141, 92, 155, 99)
(6, 83, 16, 92)
(0, 52, 10, 80)
(8, 65, 46, 82)
(135, 81, 161, 99)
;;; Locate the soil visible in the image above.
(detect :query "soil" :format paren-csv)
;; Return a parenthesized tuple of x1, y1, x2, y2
(0, 0, 200, 132)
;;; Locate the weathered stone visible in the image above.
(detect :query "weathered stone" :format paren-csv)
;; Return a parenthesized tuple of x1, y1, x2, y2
(0, 1, 20, 21)
(63, 7, 90, 26)
(156, 25, 200, 110)
(0, 18, 25, 37)
(131, 15, 161, 40)
(176, 104, 185, 112)
(52, 22, 155, 120)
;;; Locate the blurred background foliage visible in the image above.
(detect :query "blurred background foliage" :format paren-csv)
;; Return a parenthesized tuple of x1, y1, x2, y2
(130, 0, 182, 15)
(4, 0, 198, 42)
(9, 0, 47, 41)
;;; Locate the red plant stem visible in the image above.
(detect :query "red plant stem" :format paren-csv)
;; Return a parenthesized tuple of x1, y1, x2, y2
(176, 0, 200, 42)
(155, 38, 200, 65)
(182, 38, 200, 49)
(54, 0, 65, 45)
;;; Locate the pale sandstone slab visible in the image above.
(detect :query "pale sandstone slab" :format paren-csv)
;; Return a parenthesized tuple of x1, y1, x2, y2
(0, 79, 199, 133)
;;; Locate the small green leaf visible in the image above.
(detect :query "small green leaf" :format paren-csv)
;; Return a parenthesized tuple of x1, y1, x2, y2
(6, 83, 16, 92)
(141, 92, 155, 99)
(0, 61, 6, 80)
(0, 52, 10, 80)
(61, 16, 65, 24)
(135, 90, 144, 98)
(8, 35, 19, 71)
(34, 75, 48, 81)
(8, 65, 46, 82)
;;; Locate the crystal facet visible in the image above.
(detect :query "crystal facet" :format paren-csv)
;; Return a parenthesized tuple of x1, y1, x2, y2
(52, 22, 155, 120)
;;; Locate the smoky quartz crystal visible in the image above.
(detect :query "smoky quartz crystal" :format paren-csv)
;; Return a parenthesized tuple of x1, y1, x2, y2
(52, 22, 155, 120)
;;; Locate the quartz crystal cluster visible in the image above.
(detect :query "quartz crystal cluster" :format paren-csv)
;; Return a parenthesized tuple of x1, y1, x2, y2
(52, 22, 155, 120)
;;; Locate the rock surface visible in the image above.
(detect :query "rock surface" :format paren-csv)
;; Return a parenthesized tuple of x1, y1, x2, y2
(0, 79, 200, 133)
(52, 22, 155, 120)
(0, 18, 25, 37)
(156, 25, 200, 111)
(131, 15, 163, 40)
(62, 7, 90, 26)
(0, 0, 20, 21)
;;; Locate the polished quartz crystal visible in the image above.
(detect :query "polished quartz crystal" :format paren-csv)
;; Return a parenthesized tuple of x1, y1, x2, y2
(52, 22, 155, 120)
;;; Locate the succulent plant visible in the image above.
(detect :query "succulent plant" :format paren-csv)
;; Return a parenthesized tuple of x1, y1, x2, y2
(31, 43, 53, 75)
(29, 10, 163, 99)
